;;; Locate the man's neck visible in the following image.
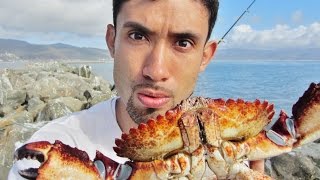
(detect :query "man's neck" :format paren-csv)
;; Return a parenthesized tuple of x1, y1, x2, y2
(115, 98, 138, 133)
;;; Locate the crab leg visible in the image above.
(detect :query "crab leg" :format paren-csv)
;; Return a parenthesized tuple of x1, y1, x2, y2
(244, 82, 320, 161)
(243, 111, 300, 161)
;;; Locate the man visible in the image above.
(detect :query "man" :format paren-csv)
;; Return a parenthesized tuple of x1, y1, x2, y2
(9, 0, 264, 179)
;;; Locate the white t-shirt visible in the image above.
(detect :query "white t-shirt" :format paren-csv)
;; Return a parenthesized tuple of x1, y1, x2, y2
(9, 97, 127, 179)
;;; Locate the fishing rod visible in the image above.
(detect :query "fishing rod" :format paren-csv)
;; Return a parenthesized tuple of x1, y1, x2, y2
(217, 0, 257, 44)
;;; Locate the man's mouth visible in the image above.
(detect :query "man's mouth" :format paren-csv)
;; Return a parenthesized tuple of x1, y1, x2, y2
(137, 90, 171, 109)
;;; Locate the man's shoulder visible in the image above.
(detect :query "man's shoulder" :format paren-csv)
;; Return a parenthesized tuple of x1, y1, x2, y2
(25, 96, 119, 143)
(85, 96, 118, 114)
(52, 96, 118, 123)
(29, 97, 118, 139)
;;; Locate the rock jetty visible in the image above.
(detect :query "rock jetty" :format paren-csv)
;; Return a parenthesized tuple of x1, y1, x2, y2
(0, 62, 116, 178)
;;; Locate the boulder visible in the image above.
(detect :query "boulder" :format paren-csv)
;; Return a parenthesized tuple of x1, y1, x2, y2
(78, 64, 92, 78)
(27, 97, 46, 119)
(266, 143, 320, 179)
(36, 98, 74, 122)
(0, 62, 116, 179)
(1, 89, 27, 107)
(0, 75, 13, 90)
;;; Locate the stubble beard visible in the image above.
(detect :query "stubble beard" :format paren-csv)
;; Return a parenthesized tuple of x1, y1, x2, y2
(126, 96, 156, 124)
(126, 84, 174, 124)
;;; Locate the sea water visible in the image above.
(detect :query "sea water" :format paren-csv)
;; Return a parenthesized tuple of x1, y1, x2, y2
(193, 60, 320, 114)
(1, 60, 319, 115)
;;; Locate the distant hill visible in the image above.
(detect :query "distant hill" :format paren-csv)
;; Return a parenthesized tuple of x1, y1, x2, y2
(0, 38, 111, 61)
(215, 47, 320, 60)
(0, 38, 319, 61)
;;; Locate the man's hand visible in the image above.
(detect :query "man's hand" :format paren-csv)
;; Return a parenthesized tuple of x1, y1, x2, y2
(249, 160, 265, 173)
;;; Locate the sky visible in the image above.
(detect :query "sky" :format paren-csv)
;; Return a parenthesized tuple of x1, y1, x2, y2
(0, 0, 319, 50)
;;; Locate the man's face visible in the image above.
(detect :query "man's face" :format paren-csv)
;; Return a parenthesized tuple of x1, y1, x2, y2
(108, 0, 216, 123)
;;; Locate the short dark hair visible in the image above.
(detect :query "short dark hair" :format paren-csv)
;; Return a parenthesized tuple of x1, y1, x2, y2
(112, 0, 219, 41)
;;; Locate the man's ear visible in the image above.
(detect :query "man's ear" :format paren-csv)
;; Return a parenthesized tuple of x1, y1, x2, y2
(106, 24, 116, 58)
(200, 41, 217, 72)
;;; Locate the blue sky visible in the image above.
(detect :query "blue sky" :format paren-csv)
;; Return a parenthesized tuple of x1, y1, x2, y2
(214, 0, 320, 48)
(217, 0, 319, 32)
(0, 0, 319, 49)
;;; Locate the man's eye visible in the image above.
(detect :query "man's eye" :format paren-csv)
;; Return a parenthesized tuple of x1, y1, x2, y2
(176, 40, 192, 48)
(129, 32, 146, 40)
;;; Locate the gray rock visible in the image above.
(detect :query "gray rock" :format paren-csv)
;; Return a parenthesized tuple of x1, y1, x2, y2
(91, 90, 114, 106)
(1, 89, 26, 107)
(78, 65, 92, 78)
(89, 76, 113, 93)
(27, 97, 46, 119)
(0, 90, 5, 105)
(35, 71, 52, 81)
(0, 106, 33, 129)
(266, 143, 320, 180)
(0, 89, 27, 117)
(6, 71, 36, 89)
(54, 73, 93, 101)
(27, 62, 77, 74)
(36, 101, 73, 121)
(8, 110, 33, 124)
(0, 75, 13, 90)
(0, 105, 14, 117)
(50, 97, 85, 112)
(26, 76, 80, 101)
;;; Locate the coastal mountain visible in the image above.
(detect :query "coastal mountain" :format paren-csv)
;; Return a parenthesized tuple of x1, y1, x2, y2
(0, 38, 111, 61)
(0, 38, 319, 61)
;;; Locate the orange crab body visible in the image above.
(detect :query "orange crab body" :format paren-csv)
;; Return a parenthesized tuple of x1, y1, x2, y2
(113, 97, 275, 179)
(15, 83, 320, 179)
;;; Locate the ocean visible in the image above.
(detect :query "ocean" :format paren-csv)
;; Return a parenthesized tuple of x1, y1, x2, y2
(194, 60, 320, 114)
(1, 60, 319, 115)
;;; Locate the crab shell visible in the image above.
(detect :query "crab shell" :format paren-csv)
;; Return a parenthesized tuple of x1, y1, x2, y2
(113, 97, 277, 179)
(115, 98, 274, 160)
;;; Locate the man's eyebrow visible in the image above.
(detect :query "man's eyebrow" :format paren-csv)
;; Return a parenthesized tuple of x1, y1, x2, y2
(123, 21, 154, 35)
(171, 32, 201, 42)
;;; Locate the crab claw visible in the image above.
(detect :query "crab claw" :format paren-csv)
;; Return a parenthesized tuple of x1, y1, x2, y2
(14, 141, 49, 163)
(14, 141, 52, 179)
(14, 140, 102, 180)
(292, 82, 320, 147)
(266, 110, 297, 146)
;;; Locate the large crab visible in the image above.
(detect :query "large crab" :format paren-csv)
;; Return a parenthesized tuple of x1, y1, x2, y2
(14, 82, 320, 179)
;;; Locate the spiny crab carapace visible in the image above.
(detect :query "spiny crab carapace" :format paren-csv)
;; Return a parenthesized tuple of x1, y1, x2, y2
(15, 82, 320, 179)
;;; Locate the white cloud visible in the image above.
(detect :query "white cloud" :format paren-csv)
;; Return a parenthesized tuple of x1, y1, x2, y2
(0, 0, 113, 37)
(1, 1, 319, 50)
(220, 22, 320, 49)
(291, 10, 304, 24)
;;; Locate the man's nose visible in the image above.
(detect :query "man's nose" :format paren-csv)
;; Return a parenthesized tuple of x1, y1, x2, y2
(142, 42, 170, 82)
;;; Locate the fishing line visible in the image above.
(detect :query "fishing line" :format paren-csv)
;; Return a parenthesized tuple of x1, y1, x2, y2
(218, 0, 257, 44)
